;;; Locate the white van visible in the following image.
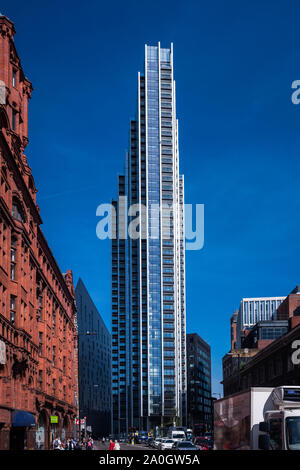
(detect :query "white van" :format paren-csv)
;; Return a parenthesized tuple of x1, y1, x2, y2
(167, 429, 186, 442)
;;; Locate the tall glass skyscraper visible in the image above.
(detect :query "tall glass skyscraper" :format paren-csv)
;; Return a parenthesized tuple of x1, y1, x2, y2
(112, 43, 186, 434)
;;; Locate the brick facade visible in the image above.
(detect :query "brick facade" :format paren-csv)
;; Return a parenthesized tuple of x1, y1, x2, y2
(277, 285, 300, 329)
(230, 311, 238, 350)
(0, 14, 78, 449)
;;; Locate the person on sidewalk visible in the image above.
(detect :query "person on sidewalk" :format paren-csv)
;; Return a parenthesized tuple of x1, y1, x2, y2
(114, 440, 120, 450)
(53, 437, 62, 450)
(109, 439, 115, 450)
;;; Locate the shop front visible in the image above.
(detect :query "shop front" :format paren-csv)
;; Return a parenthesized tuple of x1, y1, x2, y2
(36, 410, 49, 450)
(10, 410, 36, 450)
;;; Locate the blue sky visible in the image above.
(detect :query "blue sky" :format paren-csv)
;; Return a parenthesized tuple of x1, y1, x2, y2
(3, 0, 300, 394)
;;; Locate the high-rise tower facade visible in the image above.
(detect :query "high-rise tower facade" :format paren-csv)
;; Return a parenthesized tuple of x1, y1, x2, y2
(112, 43, 186, 434)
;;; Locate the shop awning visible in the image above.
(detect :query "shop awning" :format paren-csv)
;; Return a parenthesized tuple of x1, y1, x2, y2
(12, 410, 36, 427)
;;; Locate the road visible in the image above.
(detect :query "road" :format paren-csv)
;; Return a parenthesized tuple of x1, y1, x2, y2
(94, 441, 150, 451)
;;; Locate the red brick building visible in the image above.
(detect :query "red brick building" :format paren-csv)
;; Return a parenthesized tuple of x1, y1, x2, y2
(0, 14, 78, 449)
(230, 310, 238, 350)
(277, 285, 300, 329)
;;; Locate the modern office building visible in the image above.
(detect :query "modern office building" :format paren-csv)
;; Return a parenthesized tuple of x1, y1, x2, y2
(112, 43, 186, 434)
(186, 334, 212, 431)
(236, 296, 285, 347)
(75, 279, 111, 438)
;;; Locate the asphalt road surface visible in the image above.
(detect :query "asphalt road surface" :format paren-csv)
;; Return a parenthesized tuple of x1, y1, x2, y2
(94, 441, 150, 451)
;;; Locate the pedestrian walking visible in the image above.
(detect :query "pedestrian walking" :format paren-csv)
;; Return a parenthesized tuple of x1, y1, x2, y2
(70, 439, 76, 450)
(114, 440, 120, 450)
(86, 437, 93, 450)
(53, 437, 62, 450)
(109, 439, 115, 450)
(36, 436, 42, 450)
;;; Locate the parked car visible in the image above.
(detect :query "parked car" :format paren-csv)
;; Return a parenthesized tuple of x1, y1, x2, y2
(159, 439, 175, 450)
(195, 437, 213, 450)
(154, 438, 163, 449)
(172, 441, 198, 451)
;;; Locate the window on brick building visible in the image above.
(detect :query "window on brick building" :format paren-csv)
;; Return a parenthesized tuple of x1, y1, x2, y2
(63, 356, 66, 374)
(38, 332, 43, 356)
(0, 282, 6, 316)
(38, 370, 43, 390)
(52, 378, 56, 394)
(38, 293, 43, 320)
(53, 308, 56, 336)
(10, 295, 16, 324)
(12, 69, 16, 87)
(10, 237, 16, 280)
(53, 346, 56, 367)
(12, 201, 24, 223)
(12, 109, 17, 131)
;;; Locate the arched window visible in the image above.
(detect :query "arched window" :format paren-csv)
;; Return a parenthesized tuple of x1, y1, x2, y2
(12, 199, 25, 223)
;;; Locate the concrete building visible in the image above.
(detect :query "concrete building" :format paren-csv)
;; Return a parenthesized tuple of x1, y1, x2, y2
(75, 279, 111, 438)
(187, 334, 212, 431)
(0, 14, 78, 449)
(112, 43, 186, 434)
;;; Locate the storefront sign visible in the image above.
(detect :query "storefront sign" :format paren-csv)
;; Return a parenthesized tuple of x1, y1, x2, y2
(50, 416, 58, 424)
(0, 340, 6, 365)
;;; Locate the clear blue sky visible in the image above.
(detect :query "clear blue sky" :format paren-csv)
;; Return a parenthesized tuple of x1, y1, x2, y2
(3, 0, 300, 395)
